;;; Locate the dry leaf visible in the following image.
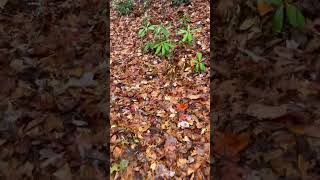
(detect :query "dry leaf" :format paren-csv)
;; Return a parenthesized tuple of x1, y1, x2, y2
(257, 0, 274, 16)
(53, 163, 72, 180)
(246, 103, 287, 119)
(215, 132, 250, 158)
(176, 103, 188, 111)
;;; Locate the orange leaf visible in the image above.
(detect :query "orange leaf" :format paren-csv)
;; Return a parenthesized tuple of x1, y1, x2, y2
(257, 0, 273, 16)
(176, 103, 188, 111)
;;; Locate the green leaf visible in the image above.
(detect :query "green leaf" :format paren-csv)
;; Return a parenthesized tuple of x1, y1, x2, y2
(272, 5, 284, 33)
(182, 34, 188, 42)
(119, 159, 129, 170)
(197, 52, 202, 61)
(155, 45, 161, 55)
(191, 59, 198, 64)
(164, 43, 170, 51)
(187, 33, 192, 42)
(195, 64, 200, 72)
(266, 0, 282, 6)
(110, 164, 119, 174)
(177, 30, 187, 35)
(138, 29, 145, 37)
(153, 43, 160, 49)
(200, 63, 206, 72)
(286, 3, 305, 28)
(149, 25, 156, 30)
(161, 46, 166, 56)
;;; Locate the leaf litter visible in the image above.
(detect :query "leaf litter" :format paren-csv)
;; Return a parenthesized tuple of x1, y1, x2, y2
(111, 0, 210, 178)
(214, 0, 320, 179)
(0, 0, 107, 179)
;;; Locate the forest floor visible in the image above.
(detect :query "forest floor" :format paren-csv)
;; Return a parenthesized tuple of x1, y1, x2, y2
(110, 0, 210, 179)
(0, 0, 107, 179)
(214, 0, 320, 179)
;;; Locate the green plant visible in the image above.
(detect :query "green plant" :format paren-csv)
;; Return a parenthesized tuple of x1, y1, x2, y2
(113, 0, 134, 16)
(172, 0, 189, 6)
(143, 40, 175, 57)
(152, 24, 170, 39)
(179, 14, 191, 28)
(143, 41, 154, 52)
(138, 18, 155, 38)
(152, 39, 175, 57)
(141, 23, 175, 58)
(267, 0, 305, 33)
(177, 25, 196, 44)
(191, 52, 205, 73)
(110, 159, 129, 174)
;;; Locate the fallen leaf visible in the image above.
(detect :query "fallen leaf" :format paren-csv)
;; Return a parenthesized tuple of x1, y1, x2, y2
(246, 103, 287, 119)
(215, 132, 250, 158)
(177, 158, 188, 168)
(113, 147, 123, 158)
(176, 103, 188, 111)
(67, 72, 97, 88)
(53, 163, 72, 180)
(257, 0, 274, 16)
(187, 94, 202, 100)
(177, 121, 190, 129)
(0, 0, 8, 9)
(239, 18, 257, 30)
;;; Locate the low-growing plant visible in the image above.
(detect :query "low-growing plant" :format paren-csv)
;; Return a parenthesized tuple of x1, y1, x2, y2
(172, 0, 189, 7)
(141, 23, 175, 58)
(110, 159, 129, 174)
(191, 52, 206, 73)
(138, 18, 155, 38)
(143, 40, 175, 58)
(113, 0, 134, 16)
(177, 25, 196, 44)
(143, 41, 154, 52)
(179, 14, 191, 28)
(152, 24, 170, 39)
(267, 0, 305, 33)
(152, 39, 175, 57)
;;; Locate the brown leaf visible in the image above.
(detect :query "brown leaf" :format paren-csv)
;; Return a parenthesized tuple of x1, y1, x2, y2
(79, 164, 104, 180)
(246, 103, 287, 119)
(215, 132, 250, 158)
(219, 162, 249, 180)
(113, 146, 123, 158)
